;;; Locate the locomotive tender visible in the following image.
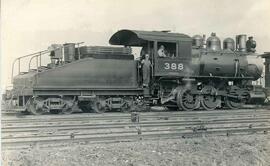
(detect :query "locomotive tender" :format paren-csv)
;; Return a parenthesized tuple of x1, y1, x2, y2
(4, 29, 267, 114)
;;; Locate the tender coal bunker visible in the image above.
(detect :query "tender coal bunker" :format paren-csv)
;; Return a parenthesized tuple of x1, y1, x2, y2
(77, 46, 133, 60)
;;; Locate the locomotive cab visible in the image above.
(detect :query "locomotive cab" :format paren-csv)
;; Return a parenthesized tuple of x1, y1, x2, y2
(109, 29, 193, 82)
(109, 29, 194, 100)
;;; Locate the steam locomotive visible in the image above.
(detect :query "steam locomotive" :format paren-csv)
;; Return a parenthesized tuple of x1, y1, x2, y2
(3, 29, 268, 114)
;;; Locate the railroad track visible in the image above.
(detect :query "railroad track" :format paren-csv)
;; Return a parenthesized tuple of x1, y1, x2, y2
(2, 109, 270, 149)
(2, 108, 269, 122)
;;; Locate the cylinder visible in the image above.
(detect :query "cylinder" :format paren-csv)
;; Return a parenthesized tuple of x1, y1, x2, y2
(223, 38, 235, 51)
(192, 35, 203, 48)
(206, 33, 221, 51)
(236, 35, 246, 52)
(64, 43, 76, 62)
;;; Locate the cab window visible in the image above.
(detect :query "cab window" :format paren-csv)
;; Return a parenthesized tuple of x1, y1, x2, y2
(157, 42, 177, 58)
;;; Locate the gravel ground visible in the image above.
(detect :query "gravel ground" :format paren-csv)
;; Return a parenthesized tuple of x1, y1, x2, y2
(2, 134, 270, 166)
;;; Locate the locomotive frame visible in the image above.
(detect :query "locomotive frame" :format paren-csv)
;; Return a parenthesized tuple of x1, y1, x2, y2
(2, 29, 267, 114)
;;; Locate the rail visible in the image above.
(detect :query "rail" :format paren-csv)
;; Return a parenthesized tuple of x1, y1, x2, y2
(2, 109, 270, 149)
(11, 42, 84, 83)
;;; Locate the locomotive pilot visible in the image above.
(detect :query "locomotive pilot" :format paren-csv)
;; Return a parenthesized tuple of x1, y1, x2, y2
(141, 54, 152, 87)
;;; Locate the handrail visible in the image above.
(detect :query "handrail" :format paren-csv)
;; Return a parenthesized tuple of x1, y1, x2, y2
(11, 50, 48, 83)
(28, 50, 51, 71)
(28, 42, 84, 71)
(11, 42, 84, 83)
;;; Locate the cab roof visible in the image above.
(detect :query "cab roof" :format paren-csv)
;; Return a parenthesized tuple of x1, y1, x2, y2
(109, 29, 191, 46)
(261, 52, 270, 58)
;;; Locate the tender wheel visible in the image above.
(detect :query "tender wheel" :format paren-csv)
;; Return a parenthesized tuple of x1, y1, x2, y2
(120, 97, 133, 113)
(120, 103, 131, 113)
(61, 97, 76, 114)
(26, 97, 48, 115)
(62, 104, 75, 114)
(177, 87, 200, 111)
(62, 108, 73, 114)
(92, 100, 107, 113)
(201, 86, 221, 111)
(225, 97, 243, 109)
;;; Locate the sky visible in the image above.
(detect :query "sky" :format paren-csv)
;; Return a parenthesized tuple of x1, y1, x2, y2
(1, 0, 270, 89)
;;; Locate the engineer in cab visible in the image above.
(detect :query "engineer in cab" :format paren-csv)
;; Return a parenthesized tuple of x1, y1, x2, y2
(158, 45, 167, 57)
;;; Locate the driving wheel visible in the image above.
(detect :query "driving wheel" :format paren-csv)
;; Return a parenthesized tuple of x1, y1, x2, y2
(201, 86, 221, 111)
(177, 87, 200, 111)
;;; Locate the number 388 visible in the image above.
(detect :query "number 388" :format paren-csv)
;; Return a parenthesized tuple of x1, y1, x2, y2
(164, 63, 184, 70)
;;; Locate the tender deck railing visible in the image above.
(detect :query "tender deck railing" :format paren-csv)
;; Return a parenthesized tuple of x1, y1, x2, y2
(11, 42, 84, 83)
(28, 50, 51, 72)
(11, 50, 48, 82)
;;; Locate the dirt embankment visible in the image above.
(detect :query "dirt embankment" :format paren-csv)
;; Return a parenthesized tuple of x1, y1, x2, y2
(2, 134, 270, 166)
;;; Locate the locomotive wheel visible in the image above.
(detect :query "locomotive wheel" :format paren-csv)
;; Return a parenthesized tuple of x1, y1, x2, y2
(62, 103, 75, 114)
(62, 108, 73, 114)
(120, 97, 133, 112)
(26, 98, 47, 115)
(225, 97, 243, 109)
(177, 88, 200, 111)
(120, 103, 131, 113)
(225, 86, 246, 109)
(61, 97, 76, 114)
(201, 86, 221, 111)
(92, 100, 107, 113)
